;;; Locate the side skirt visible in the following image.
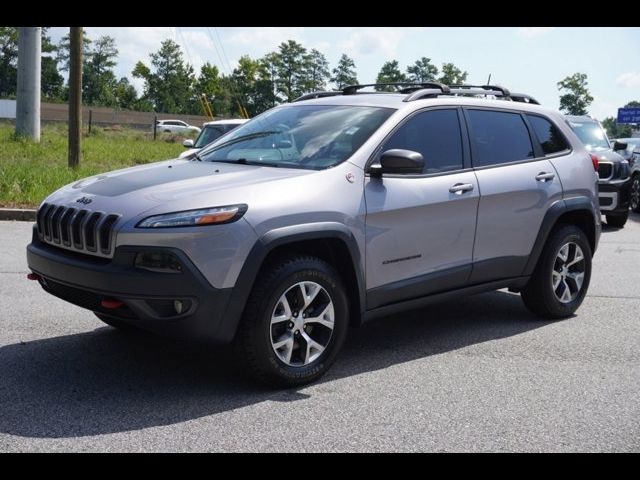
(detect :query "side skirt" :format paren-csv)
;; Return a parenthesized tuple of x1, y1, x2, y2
(362, 276, 530, 323)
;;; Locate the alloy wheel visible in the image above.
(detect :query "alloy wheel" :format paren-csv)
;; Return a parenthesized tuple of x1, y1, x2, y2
(551, 242, 586, 303)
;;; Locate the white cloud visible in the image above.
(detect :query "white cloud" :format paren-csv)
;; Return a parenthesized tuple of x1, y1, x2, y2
(589, 97, 619, 121)
(517, 27, 554, 38)
(616, 72, 640, 88)
(339, 28, 407, 60)
(226, 27, 305, 48)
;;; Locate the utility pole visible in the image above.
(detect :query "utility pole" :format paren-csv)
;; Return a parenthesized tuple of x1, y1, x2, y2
(68, 27, 83, 168)
(15, 27, 41, 141)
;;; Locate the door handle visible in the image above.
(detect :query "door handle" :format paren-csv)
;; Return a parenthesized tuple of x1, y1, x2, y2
(449, 183, 474, 194)
(535, 172, 555, 182)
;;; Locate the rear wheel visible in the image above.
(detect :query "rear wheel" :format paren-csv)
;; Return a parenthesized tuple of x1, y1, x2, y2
(521, 225, 592, 319)
(606, 211, 628, 228)
(630, 175, 640, 213)
(235, 255, 349, 387)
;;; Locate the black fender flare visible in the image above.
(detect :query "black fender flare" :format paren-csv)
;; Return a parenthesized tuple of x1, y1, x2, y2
(216, 222, 365, 342)
(523, 197, 599, 276)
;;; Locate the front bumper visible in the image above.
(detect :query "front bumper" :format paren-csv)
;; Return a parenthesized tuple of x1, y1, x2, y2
(598, 179, 631, 214)
(26, 228, 237, 343)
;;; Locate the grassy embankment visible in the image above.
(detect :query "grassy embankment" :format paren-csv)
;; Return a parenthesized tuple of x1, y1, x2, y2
(0, 122, 193, 208)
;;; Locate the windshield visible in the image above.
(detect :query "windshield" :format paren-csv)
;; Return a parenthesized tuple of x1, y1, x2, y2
(567, 120, 610, 150)
(194, 125, 233, 148)
(197, 105, 394, 169)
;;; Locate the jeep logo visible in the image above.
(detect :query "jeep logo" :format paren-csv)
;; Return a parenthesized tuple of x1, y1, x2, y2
(76, 196, 93, 205)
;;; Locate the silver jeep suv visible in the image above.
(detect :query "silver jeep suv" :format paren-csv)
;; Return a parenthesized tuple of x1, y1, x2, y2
(27, 83, 601, 386)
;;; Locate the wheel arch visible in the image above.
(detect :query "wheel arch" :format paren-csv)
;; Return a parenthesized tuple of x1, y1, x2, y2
(217, 223, 365, 343)
(523, 197, 599, 276)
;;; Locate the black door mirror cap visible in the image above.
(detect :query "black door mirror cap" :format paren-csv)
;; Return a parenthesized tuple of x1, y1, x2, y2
(613, 141, 628, 152)
(377, 149, 425, 174)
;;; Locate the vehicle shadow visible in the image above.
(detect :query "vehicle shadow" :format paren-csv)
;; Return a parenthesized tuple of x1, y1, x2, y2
(0, 290, 550, 439)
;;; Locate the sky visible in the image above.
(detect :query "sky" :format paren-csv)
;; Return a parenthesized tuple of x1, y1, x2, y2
(47, 27, 640, 120)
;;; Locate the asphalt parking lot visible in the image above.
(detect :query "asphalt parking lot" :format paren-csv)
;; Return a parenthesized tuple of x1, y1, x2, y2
(0, 216, 639, 452)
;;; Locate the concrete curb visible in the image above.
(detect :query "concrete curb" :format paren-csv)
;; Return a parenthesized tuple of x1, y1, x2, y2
(0, 208, 37, 221)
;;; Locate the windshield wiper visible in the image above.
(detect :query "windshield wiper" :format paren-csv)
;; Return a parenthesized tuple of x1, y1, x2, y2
(212, 158, 281, 167)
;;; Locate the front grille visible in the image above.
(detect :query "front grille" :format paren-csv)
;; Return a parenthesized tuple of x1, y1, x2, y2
(36, 203, 120, 258)
(598, 162, 613, 180)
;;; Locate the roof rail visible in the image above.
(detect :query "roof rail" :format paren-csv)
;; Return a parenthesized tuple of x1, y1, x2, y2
(509, 93, 541, 105)
(292, 91, 342, 102)
(342, 82, 450, 95)
(291, 82, 541, 106)
(450, 84, 511, 96)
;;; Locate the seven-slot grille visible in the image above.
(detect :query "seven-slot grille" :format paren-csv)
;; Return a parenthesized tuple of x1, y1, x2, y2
(36, 203, 120, 257)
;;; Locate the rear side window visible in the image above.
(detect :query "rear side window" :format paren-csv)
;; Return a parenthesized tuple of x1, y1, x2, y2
(381, 109, 463, 174)
(467, 110, 534, 167)
(527, 114, 569, 155)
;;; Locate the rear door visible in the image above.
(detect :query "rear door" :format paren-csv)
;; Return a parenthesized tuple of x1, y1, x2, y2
(464, 108, 564, 283)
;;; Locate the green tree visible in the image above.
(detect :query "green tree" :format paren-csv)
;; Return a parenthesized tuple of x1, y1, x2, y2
(132, 39, 195, 114)
(303, 49, 330, 92)
(406, 57, 439, 83)
(0, 27, 63, 100)
(275, 40, 308, 102)
(56, 30, 92, 72)
(375, 60, 407, 91)
(40, 28, 63, 100)
(0, 27, 18, 97)
(625, 100, 640, 108)
(258, 52, 280, 108)
(330, 54, 358, 90)
(112, 77, 138, 110)
(557, 72, 593, 115)
(438, 62, 468, 85)
(83, 36, 119, 106)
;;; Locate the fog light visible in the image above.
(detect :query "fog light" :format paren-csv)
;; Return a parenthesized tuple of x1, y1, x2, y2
(174, 300, 183, 314)
(134, 251, 182, 273)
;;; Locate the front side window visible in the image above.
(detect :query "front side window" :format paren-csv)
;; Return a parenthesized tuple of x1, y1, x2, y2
(380, 109, 464, 174)
(198, 105, 394, 170)
(467, 110, 534, 167)
(527, 114, 569, 155)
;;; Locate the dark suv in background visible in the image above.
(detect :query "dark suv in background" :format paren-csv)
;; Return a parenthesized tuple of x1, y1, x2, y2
(566, 115, 631, 227)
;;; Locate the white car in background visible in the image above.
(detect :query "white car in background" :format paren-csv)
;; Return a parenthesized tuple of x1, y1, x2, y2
(179, 119, 249, 158)
(155, 119, 201, 135)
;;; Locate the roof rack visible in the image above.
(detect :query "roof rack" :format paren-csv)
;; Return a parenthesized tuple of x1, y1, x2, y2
(342, 82, 450, 95)
(291, 82, 541, 106)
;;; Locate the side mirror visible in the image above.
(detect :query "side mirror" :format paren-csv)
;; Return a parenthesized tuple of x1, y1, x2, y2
(613, 141, 628, 151)
(183, 139, 194, 148)
(370, 149, 424, 176)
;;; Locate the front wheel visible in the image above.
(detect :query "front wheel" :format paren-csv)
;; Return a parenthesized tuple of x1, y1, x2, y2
(521, 225, 592, 319)
(629, 175, 640, 213)
(606, 211, 628, 228)
(235, 256, 349, 387)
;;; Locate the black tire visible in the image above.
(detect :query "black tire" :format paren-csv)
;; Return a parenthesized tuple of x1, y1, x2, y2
(521, 224, 592, 319)
(629, 175, 640, 213)
(606, 211, 628, 228)
(94, 312, 138, 331)
(235, 255, 349, 388)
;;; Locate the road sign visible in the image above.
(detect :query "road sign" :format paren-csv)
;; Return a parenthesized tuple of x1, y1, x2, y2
(617, 108, 640, 124)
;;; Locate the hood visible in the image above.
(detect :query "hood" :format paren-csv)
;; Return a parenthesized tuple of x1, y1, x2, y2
(590, 148, 625, 163)
(44, 158, 314, 222)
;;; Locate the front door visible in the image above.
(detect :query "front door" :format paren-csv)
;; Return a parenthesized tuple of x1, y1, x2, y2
(365, 108, 479, 309)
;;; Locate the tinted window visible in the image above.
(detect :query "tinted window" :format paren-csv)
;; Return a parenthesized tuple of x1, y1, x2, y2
(527, 115, 569, 154)
(381, 109, 463, 173)
(467, 110, 534, 167)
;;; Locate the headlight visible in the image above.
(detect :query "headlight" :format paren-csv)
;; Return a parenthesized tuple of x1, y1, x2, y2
(136, 204, 247, 228)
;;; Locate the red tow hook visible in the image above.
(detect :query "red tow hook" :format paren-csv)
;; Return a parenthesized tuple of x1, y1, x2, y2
(27, 273, 40, 281)
(101, 298, 124, 309)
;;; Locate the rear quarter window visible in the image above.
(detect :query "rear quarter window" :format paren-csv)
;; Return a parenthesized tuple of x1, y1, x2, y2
(527, 114, 570, 155)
